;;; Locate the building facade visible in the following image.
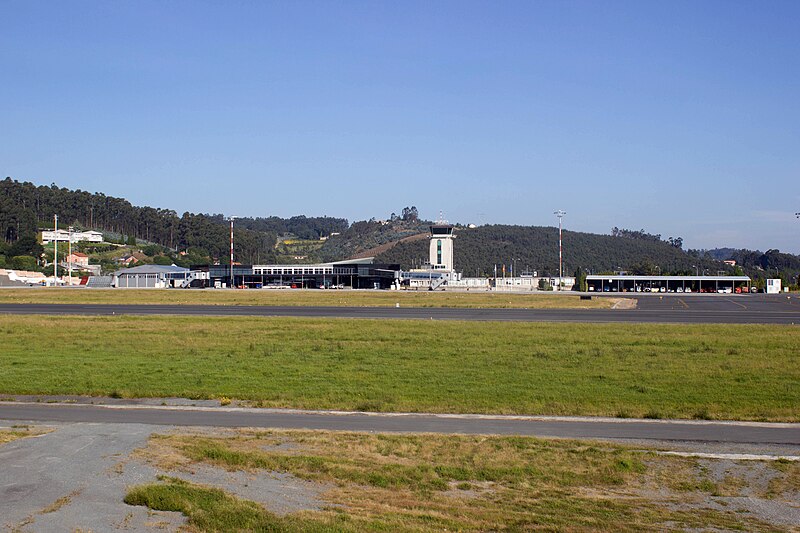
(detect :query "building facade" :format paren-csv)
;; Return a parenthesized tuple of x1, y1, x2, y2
(41, 230, 103, 244)
(196, 258, 401, 289)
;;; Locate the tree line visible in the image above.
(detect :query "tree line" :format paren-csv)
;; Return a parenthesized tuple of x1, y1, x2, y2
(0, 178, 349, 265)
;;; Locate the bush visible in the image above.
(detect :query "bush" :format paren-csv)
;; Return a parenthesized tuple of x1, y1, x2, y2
(142, 244, 163, 257)
(10, 255, 38, 270)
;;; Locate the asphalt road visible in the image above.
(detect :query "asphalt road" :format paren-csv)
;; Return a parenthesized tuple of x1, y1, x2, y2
(0, 294, 799, 324)
(1, 403, 798, 446)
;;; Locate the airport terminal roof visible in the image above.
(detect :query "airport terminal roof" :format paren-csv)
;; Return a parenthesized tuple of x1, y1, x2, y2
(115, 264, 189, 275)
(586, 275, 751, 281)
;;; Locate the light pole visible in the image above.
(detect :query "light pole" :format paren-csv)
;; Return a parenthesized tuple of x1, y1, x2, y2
(554, 210, 566, 290)
(53, 214, 58, 285)
(229, 216, 236, 289)
(68, 225, 73, 285)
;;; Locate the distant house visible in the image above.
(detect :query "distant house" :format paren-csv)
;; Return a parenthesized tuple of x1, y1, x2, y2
(66, 252, 89, 267)
(117, 252, 147, 266)
(723, 260, 736, 266)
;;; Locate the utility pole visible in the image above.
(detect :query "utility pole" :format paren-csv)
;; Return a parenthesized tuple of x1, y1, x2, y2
(554, 210, 566, 290)
(53, 214, 58, 285)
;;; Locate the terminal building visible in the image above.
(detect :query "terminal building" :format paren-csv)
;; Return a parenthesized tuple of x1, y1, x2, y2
(195, 258, 401, 289)
(585, 274, 753, 293)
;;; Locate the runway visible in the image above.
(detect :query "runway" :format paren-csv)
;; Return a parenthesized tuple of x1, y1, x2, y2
(0, 294, 798, 324)
(1, 402, 798, 446)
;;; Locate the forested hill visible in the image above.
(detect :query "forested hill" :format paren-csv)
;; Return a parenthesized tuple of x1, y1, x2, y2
(376, 225, 737, 278)
(705, 248, 800, 280)
(0, 178, 345, 264)
(3, 178, 797, 284)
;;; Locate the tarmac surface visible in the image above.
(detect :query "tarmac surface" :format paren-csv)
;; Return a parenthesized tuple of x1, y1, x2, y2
(1, 402, 798, 450)
(0, 293, 798, 324)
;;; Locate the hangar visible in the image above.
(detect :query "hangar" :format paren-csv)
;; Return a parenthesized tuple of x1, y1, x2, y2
(114, 264, 195, 288)
(586, 275, 753, 293)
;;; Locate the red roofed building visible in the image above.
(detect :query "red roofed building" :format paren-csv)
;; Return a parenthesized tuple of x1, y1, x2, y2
(66, 252, 89, 267)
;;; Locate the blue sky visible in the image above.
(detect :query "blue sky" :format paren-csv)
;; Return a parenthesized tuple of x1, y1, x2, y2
(2, 1, 798, 252)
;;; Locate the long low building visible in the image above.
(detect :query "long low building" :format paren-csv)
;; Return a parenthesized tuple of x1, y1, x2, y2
(586, 275, 752, 293)
(195, 258, 401, 289)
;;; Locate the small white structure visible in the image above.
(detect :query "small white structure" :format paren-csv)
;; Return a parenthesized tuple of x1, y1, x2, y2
(41, 229, 103, 244)
(766, 278, 782, 294)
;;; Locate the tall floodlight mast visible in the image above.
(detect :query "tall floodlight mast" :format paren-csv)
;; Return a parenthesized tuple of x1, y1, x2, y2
(53, 214, 58, 285)
(229, 216, 237, 289)
(68, 225, 73, 285)
(554, 210, 566, 290)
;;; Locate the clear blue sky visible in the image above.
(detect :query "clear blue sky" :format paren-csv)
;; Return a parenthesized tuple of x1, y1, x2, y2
(2, 1, 798, 252)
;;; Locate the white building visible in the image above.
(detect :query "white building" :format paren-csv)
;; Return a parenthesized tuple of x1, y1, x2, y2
(405, 223, 460, 290)
(766, 278, 782, 294)
(41, 229, 103, 244)
(429, 224, 455, 272)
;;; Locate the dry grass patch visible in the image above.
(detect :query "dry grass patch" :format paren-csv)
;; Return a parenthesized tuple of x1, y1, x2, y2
(767, 460, 800, 497)
(128, 429, 787, 532)
(40, 489, 82, 514)
(0, 426, 49, 445)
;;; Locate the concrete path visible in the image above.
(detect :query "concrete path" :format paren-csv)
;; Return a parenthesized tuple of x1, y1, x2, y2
(0, 423, 184, 532)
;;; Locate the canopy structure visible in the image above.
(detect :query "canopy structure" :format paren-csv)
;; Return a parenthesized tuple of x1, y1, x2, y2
(585, 275, 752, 293)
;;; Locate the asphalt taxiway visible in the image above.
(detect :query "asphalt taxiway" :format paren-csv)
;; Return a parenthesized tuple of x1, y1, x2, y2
(0, 402, 798, 447)
(0, 294, 798, 324)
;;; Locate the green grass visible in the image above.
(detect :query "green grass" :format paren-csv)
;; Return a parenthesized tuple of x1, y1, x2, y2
(126, 430, 786, 532)
(125, 476, 334, 532)
(0, 287, 617, 308)
(1, 315, 798, 420)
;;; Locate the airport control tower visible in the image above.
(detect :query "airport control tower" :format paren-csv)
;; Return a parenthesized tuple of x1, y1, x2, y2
(429, 222, 455, 272)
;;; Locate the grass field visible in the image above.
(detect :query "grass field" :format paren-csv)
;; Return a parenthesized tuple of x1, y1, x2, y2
(125, 429, 795, 532)
(1, 315, 797, 421)
(0, 287, 620, 308)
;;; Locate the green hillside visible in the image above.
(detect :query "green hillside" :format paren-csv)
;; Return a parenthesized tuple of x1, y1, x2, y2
(378, 225, 736, 278)
(3, 178, 797, 285)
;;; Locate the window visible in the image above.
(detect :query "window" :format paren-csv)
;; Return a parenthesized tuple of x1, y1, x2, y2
(437, 240, 442, 264)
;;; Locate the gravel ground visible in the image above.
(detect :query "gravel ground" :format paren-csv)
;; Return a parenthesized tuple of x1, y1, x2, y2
(1, 419, 798, 532)
(167, 464, 332, 516)
(0, 422, 184, 532)
(0, 422, 331, 532)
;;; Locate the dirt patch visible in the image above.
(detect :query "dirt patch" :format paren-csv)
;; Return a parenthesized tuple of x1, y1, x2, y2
(167, 463, 333, 516)
(636, 456, 800, 530)
(611, 297, 638, 309)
